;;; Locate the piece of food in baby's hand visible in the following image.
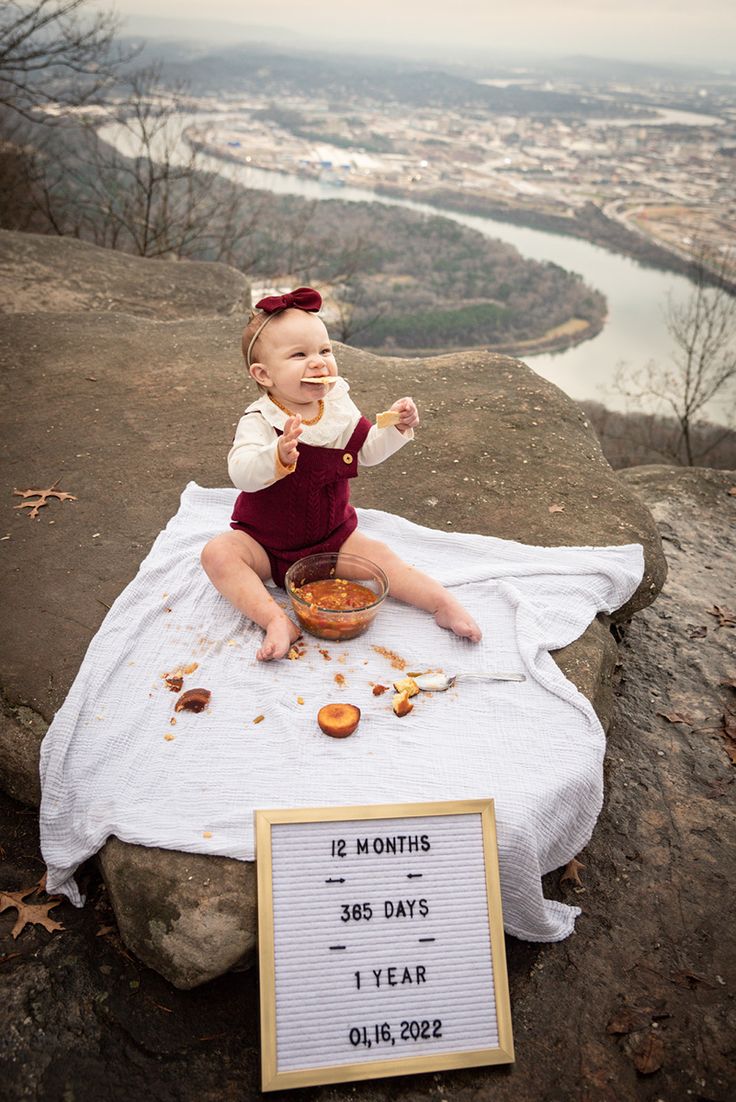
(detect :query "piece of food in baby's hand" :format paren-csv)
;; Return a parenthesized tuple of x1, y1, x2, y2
(174, 688, 211, 713)
(317, 703, 361, 738)
(376, 409, 401, 429)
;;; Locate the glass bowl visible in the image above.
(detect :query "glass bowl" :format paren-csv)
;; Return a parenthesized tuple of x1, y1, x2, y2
(285, 552, 389, 641)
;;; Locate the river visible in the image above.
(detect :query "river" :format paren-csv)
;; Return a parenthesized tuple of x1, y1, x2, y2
(99, 116, 730, 422)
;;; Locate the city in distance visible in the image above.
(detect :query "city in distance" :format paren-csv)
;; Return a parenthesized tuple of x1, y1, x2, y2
(58, 6, 736, 436)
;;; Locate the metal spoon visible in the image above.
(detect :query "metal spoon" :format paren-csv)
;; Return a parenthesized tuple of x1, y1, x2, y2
(412, 671, 526, 692)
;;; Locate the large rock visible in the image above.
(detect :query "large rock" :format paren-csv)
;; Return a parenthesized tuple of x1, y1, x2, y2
(0, 229, 249, 319)
(0, 234, 666, 986)
(98, 839, 258, 989)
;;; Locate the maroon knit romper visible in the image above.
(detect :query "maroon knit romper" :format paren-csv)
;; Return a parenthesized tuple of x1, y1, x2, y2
(230, 415, 373, 587)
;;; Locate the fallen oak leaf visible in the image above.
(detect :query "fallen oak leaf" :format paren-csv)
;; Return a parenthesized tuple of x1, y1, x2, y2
(0, 888, 64, 939)
(33, 871, 61, 899)
(657, 710, 694, 725)
(607, 1007, 653, 1035)
(720, 738, 736, 766)
(706, 604, 736, 628)
(722, 710, 736, 739)
(631, 1030, 664, 1075)
(560, 856, 585, 887)
(13, 481, 78, 520)
(670, 968, 716, 989)
(607, 1002, 670, 1035)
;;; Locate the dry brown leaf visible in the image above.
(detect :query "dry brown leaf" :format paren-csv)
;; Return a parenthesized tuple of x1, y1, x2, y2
(706, 604, 736, 628)
(0, 887, 64, 939)
(13, 481, 77, 520)
(722, 710, 736, 739)
(656, 710, 694, 726)
(721, 735, 736, 766)
(631, 1031, 664, 1075)
(96, 924, 115, 938)
(607, 1007, 652, 1035)
(670, 968, 716, 989)
(548, 503, 565, 513)
(718, 710, 736, 764)
(560, 856, 585, 887)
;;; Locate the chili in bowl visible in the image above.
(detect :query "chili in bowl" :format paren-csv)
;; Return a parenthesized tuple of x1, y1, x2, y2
(285, 552, 389, 641)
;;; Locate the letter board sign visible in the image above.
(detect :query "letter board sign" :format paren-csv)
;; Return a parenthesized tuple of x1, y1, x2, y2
(256, 799, 514, 1090)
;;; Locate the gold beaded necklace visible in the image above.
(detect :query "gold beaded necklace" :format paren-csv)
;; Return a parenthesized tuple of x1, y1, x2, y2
(268, 393, 324, 426)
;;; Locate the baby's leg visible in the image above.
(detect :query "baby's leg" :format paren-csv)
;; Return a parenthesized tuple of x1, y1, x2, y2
(200, 531, 300, 661)
(339, 531, 481, 642)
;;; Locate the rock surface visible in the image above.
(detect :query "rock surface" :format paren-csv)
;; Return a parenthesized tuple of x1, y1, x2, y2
(98, 839, 258, 989)
(2, 463, 732, 1100)
(0, 231, 666, 987)
(0, 228, 249, 319)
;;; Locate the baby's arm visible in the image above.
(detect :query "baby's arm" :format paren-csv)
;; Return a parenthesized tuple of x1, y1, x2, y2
(228, 412, 302, 491)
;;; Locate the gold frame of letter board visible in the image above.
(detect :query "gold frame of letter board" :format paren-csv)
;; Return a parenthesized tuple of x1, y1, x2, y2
(255, 798, 514, 1092)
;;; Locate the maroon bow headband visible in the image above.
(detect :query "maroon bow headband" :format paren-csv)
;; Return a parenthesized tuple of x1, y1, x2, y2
(255, 287, 322, 314)
(246, 286, 323, 367)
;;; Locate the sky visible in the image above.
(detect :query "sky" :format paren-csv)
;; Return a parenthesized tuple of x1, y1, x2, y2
(102, 0, 736, 67)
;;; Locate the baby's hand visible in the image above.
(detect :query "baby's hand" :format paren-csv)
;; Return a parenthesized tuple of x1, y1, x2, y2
(278, 414, 302, 468)
(390, 397, 419, 434)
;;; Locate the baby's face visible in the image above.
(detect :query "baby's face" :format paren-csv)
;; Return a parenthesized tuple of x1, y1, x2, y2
(251, 310, 337, 409)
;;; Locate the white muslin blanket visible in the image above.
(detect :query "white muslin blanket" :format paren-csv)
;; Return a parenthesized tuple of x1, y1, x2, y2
(40, 482, 644, 941)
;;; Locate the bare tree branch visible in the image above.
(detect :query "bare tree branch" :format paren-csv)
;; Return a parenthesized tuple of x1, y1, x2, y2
(613, 243, 736, 465)
(0, 0, 134, 122)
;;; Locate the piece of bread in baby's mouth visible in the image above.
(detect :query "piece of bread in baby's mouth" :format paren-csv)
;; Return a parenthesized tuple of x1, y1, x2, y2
(376, 409, 401, 429)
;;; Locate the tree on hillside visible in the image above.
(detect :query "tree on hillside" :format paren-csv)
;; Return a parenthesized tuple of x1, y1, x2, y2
(27, 65, 266, 261)
(0, 0, 125, 122)
(614, 247, 736, 465)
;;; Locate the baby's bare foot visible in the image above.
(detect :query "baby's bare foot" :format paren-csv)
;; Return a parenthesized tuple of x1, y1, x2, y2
(257, 614, 301, 661)
(434, 598, 482, 642)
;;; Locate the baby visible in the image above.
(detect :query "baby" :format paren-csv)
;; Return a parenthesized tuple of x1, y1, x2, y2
(201, 287, 481, 660)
